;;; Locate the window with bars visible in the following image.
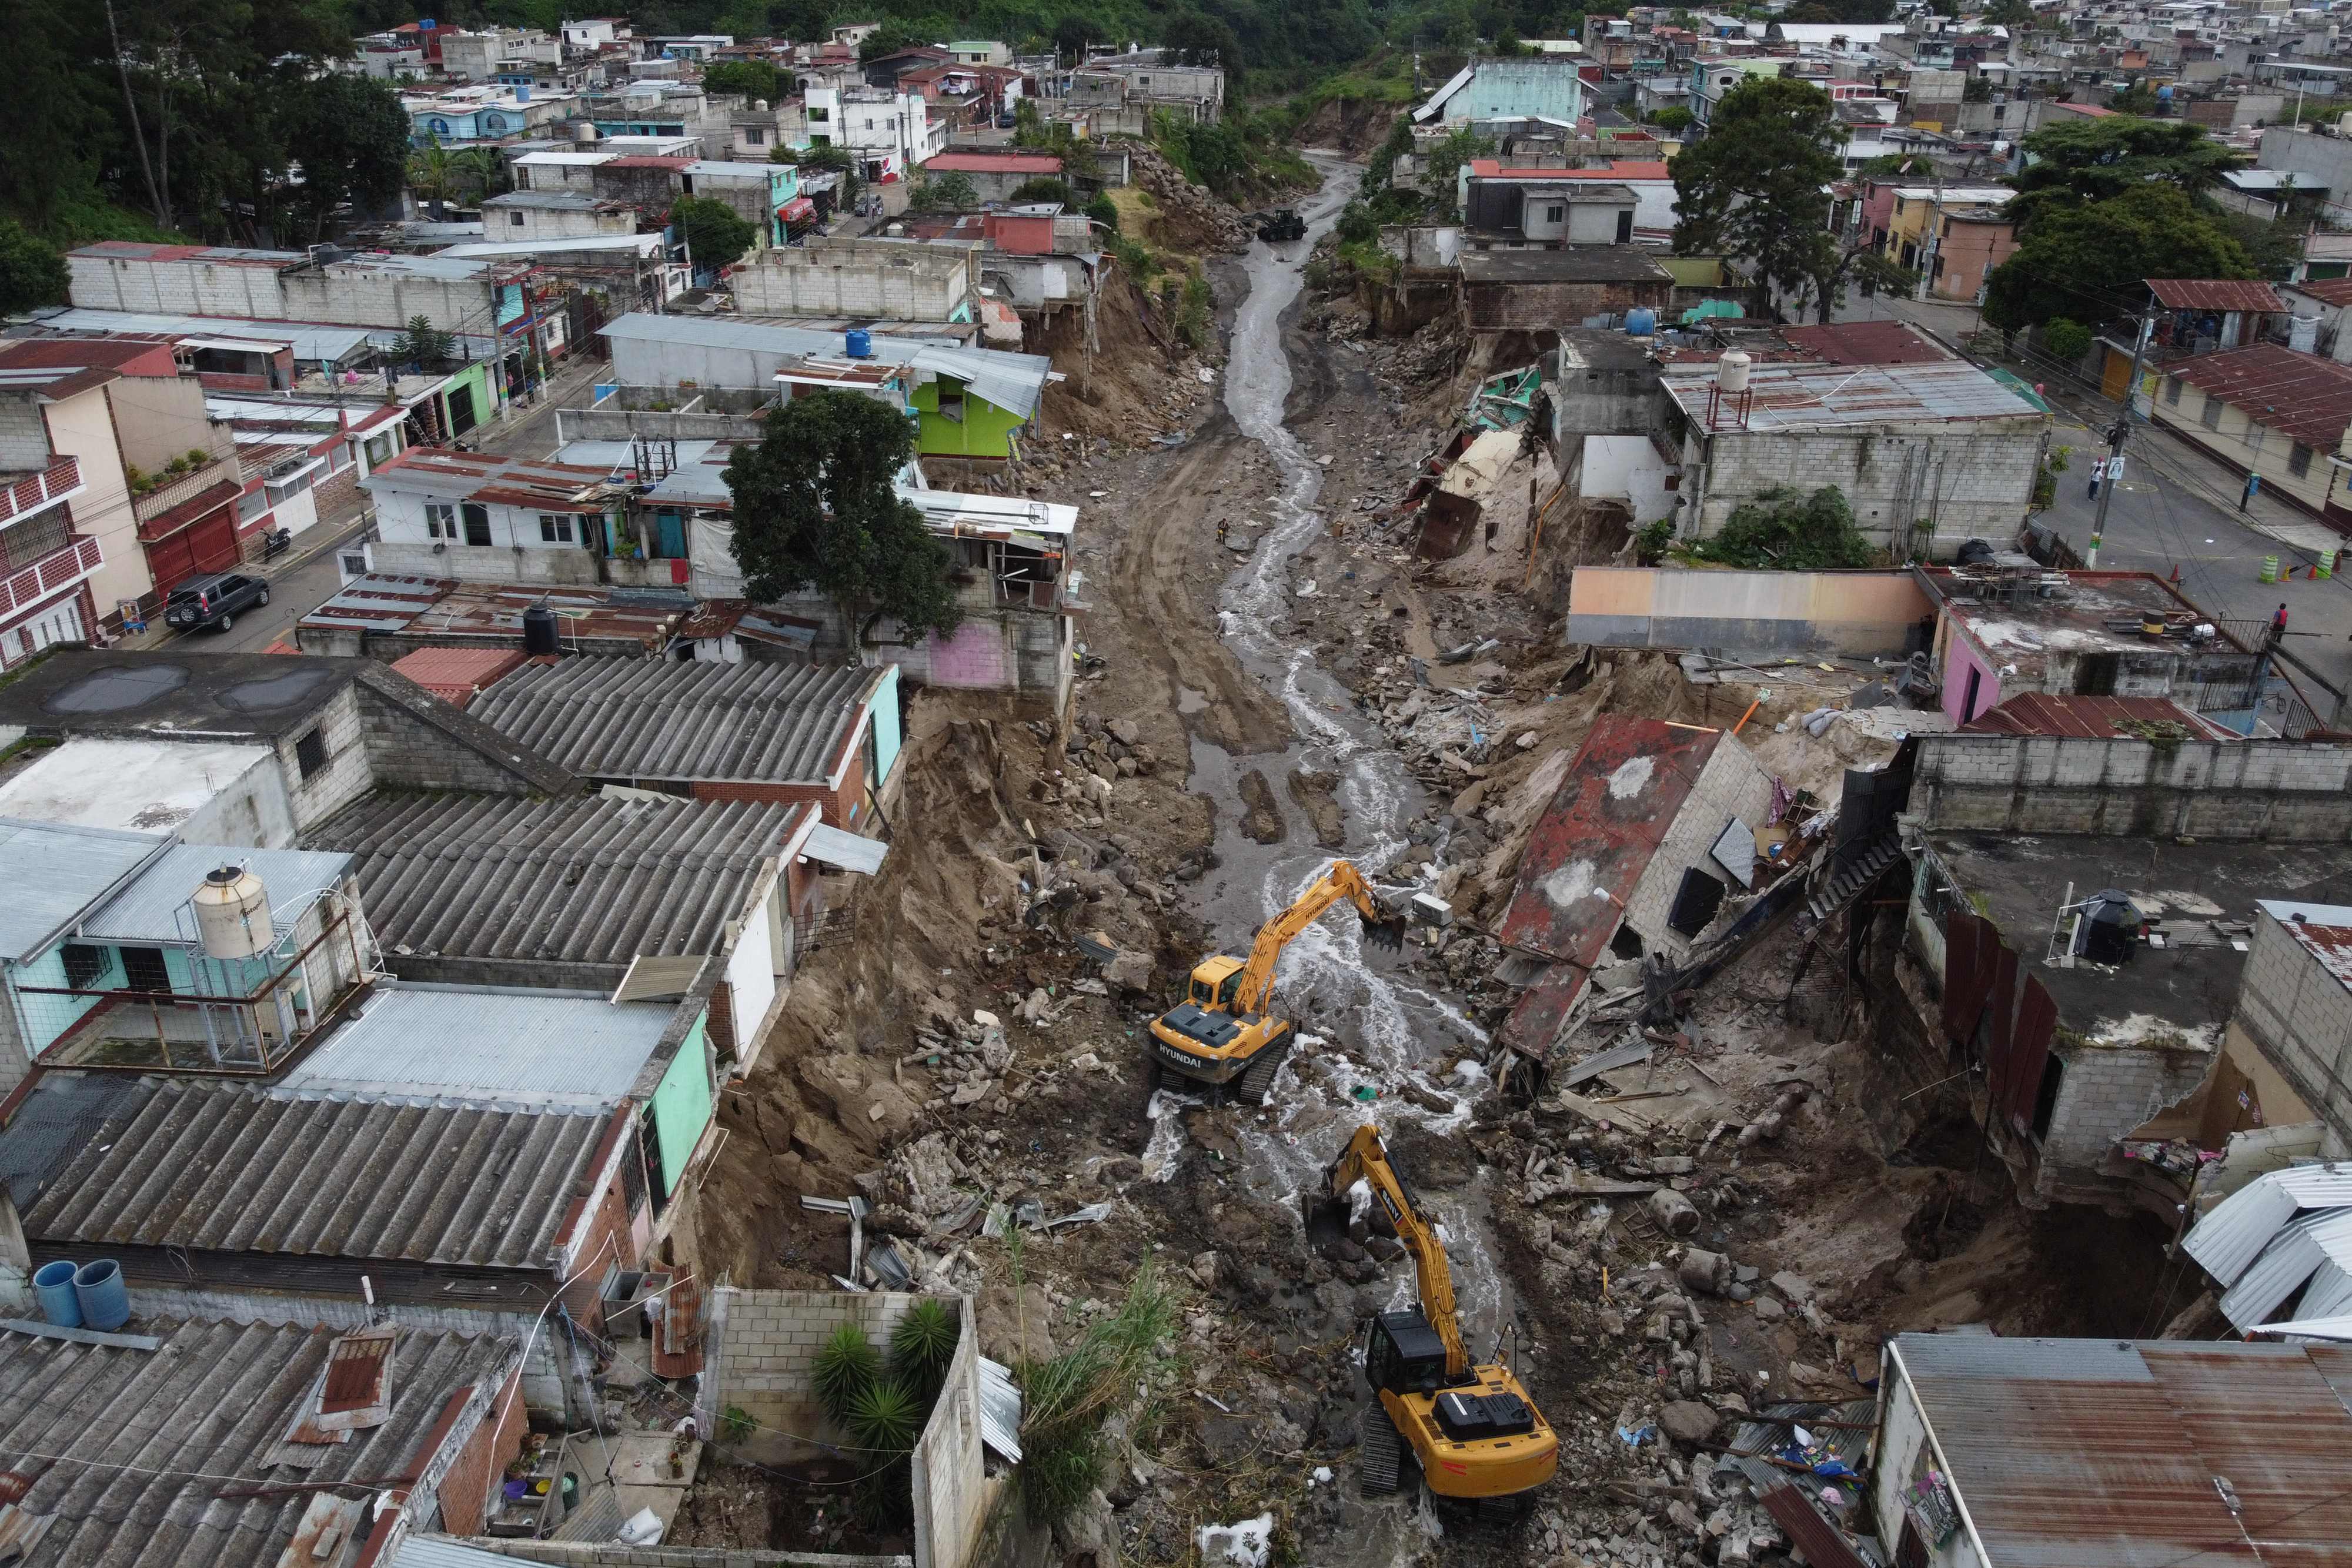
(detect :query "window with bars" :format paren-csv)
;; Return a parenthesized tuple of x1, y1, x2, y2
(0, 509, 70, 572)
(2291, 442, 2314, 478)
(119, 947, 170, 992)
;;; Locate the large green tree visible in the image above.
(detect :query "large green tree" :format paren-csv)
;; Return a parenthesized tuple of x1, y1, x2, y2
(674, 195, 757, 270)
(1983, 183, 2255, 335)
(278, 73, 411, 239)
(703, 58, 784, 99)
(722, 392, 962, 648)
(0, 220, 69, 314)
(1671, 76, 1845, 315)
(2005, 113, 2241, 231)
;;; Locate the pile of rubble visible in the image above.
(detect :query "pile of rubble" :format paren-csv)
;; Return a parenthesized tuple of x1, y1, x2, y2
(1121, 142, 1258, 252)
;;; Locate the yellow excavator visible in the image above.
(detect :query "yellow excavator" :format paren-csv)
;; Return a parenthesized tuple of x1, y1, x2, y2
(1308, 1124, 1558, 1509)
(1147, 860, 1404, 1102)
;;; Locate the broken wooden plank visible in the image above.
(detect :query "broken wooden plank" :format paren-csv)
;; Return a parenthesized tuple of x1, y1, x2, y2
(1562, 1038, 1656, 1088)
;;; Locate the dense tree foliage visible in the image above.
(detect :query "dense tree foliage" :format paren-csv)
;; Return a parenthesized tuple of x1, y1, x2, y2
(1983, 185, 2254, 335)
(1671, 79, 1841, 313)
(702, 58, 786, 98)
(2004, 113, 2241, 230)
(673, 195, 757, 270)
(723, 392, 962, 648)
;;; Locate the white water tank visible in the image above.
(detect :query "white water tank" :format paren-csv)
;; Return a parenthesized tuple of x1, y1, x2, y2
(1718, 350, 1752, 393)
(193, 865, 273, 960)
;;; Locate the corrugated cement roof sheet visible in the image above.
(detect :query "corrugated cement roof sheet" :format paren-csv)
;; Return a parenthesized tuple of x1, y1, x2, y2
(76, 844, 352, 945)
(306, 791, 805, 967)
(467, 657, 881, 785)
(273, 982, 674, 1109)
(1893, 1333, 2352, 1568)
(15, 1075, 614, 1268)
(0, 1316, 516, 1568)
(0, 818, 170, 965)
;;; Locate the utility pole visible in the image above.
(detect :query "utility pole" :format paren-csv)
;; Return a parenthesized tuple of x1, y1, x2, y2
(2087, 310, 2153, 569)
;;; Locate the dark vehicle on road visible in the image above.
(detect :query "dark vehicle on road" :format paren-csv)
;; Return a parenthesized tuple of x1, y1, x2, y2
(163, 571, 269, 634)
(1256, 209, 1306, 242)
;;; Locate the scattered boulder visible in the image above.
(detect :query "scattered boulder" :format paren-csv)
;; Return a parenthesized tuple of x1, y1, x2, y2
(1659, 1401, 1721, 1446)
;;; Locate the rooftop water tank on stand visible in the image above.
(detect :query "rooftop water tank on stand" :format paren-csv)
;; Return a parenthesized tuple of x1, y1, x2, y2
(1718, 350, 1752, 393)
(193, 865, 272, 961)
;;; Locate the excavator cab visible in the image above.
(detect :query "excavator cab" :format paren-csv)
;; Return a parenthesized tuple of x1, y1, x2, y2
(1186, 958, 1245, 1011)
(1365, 1309, 1453, 1398)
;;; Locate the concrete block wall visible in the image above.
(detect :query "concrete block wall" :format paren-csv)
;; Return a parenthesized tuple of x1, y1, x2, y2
(2233, 910, 2352, 1149)
(453, 1541, 912, 1567)
(2036, 1041, 2216, 1203)
(1462, 278, 1671, 333)
(1694, 426, 2040, 553)
(353, 682, 571, 797)
(1913, 734, 2352, 839)
(280, 685, 376, 831)
(702, 1286, 924, 1439)
(369, 537, 602, 586)
(910, 1322, 984, 1568)
(731, 243, 971, 320)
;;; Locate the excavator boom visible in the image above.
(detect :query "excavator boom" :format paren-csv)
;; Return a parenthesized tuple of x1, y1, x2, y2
(1324, 1125, 1468, 1377)
(1232, 862, 1404, 1016)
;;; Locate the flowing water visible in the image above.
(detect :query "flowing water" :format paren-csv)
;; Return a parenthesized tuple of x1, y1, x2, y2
(1149, 156, 1513, 1364)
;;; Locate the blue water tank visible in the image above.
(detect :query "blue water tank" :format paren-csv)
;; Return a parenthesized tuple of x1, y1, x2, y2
(32, 1261, 80, 1328)
(516, 82, 532, 102)
(846, 328, 873, 359)
(74, 1259, 129, 1332)
(1626, 307, 1657, 337)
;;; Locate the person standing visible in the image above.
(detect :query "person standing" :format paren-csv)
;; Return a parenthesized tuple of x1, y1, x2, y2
(2243, 473, 2262, 511)
(2087, 456, 2107, 500)
(2274, 601, 2291, 644)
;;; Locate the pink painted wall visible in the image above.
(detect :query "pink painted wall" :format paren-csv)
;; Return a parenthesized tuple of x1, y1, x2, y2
(1941, 625, 2002, 725)
(924, 620, 1010, 688)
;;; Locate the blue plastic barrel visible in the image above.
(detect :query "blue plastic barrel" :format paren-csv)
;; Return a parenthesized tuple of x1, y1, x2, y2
(1626, 307, 1657, 337)
(73, 1259, 128, 1332)
(32, 1261, 81, 1328)
(846, 328, 873, 359)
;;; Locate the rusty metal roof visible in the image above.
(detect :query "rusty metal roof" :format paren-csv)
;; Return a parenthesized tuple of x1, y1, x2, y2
(2260, 901, 2352, 991)
(1777, 319, 1952, 366)
(1889, 1334, 2352, 1568)
(1496, 716, 1724, 967)
(1959, 693, 2234, 740)
(299, 574, 691, 652)
(2147, 278, 2286, 313)
(0, 1316, 516, 1568)
(2162, 343, 2352, 448)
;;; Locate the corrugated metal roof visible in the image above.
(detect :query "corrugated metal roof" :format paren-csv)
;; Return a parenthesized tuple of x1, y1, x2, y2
(1894, 1333, 2352, 1568)
(598, 312, 1053, 416)
(2260, 901, 2352, 991)
(299, 575, 691, 651)
(76, 845, 352, 945)
(396, 1539, 546, 1568)
(0, 1317, 516, 1568)
(1959, 693, 2234, 741)
(467, 657, 881, 785)
(15, 1075, 613, 1267)
(0, 818, 170, 965)
(803, 821, 887, 875)
(362, 446, 612, 508)
(1661, 359, 2043, 431)
(307, 791, 803, 967)
(2183, 1164, 2352, 1285)
(2164, 343, 2352, 448)
(2219, 1208, 2352, 1328)
(387, 647, 530, 707)
(27, 309, 389, 364)
(275, 982, 674, 1109)
(2147, 278, 2286, 313)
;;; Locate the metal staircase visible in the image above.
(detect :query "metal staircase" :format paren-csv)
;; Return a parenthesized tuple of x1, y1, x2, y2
(1805, 833, 1905, 924)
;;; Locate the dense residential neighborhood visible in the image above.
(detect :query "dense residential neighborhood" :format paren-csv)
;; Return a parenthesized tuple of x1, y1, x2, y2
(6, 4, 2352, 1568)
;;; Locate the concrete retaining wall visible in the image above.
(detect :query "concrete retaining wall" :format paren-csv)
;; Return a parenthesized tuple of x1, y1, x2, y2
(1566, 566, 1933, 655)
(1912, 734, 2352, 839)
(2234, 908, 2352, 1148)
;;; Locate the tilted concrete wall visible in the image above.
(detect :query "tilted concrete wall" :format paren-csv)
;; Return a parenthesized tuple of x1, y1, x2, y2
(1912, 734, 2352, 840)
(1566, 566, 1933, 656)
(2233, 908, 2352, 1151)
(731, 241, 973, 320)
(2036, 1039, 2214, 1206)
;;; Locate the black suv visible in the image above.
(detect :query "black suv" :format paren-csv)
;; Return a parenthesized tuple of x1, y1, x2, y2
(164, 572, 269, 634)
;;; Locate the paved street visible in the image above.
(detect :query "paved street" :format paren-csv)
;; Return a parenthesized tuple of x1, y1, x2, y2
(131, 353, 610, 655)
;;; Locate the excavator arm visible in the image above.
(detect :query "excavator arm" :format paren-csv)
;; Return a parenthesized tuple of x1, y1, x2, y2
(1324, 1124, 1469, 1380)
(1231, 861, 1404, 1017)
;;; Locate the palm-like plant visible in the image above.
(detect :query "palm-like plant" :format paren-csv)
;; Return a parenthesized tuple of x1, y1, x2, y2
(890, 1298, 959, 1405)
(408, 136, 458, 220)
(812, 1323, 880, 1425)
(846, 1376, 924, 1453)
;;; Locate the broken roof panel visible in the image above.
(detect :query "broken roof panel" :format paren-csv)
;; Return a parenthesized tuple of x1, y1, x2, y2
(1660, 359, 2043, 432)
(1958, 693, 2234, 741)
(1496, 716, 1726, 968)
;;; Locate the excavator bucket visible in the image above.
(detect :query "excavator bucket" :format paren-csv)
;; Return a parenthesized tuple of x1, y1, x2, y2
(1362, 910, 1406, 952)
(1301, 1191, 1348, 1249)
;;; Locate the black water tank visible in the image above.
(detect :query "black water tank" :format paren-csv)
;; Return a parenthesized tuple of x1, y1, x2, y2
(2079, 888, 2140, 965)
(523, 601, 559, 656)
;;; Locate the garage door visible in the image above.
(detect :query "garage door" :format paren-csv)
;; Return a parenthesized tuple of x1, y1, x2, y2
(146, 504, 240, 590)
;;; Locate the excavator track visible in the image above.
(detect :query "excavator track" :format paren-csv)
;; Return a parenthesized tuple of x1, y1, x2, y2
(1359, 1404, 1408, 1496)
(1237, 1039, 1291, 1101)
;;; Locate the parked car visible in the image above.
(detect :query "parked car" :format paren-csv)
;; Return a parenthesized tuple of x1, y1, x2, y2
(163, 571, 269, 634)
